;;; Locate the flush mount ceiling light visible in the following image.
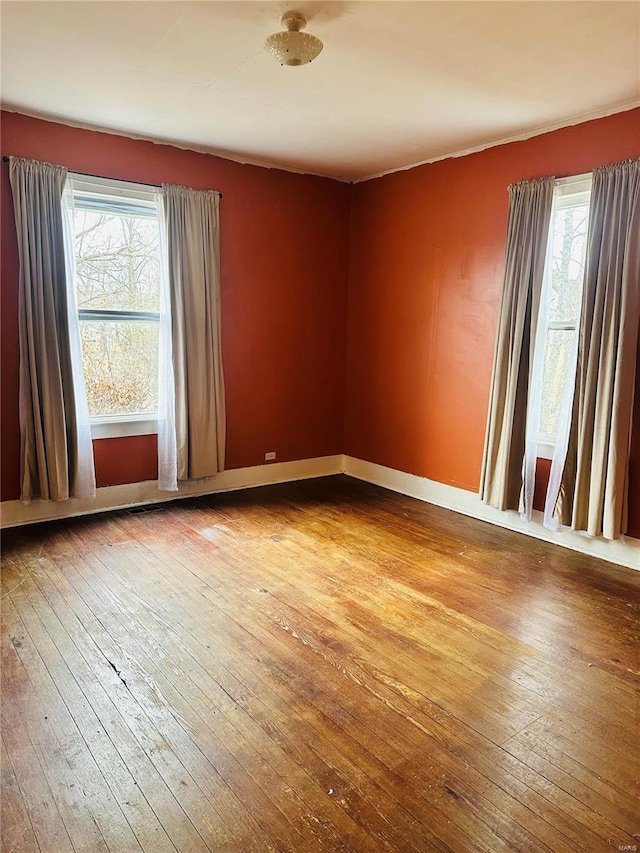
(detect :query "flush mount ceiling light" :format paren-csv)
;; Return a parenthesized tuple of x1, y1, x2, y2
(264, 11, 323, 66)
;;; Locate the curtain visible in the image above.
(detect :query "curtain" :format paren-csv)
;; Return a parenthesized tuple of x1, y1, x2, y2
(546, 159, 640, 540)
(9, 157, 95, 502)
(156, 191, 178, 491)
(480, 177, 555, 511)
(159, 184, 225, 488)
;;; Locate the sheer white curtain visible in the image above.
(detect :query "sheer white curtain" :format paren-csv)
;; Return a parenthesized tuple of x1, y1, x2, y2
(155, 190, 178, 491)
(521, 211, 556, 522)
(61, 178, 96, 498)
(542, 328, 583, 531)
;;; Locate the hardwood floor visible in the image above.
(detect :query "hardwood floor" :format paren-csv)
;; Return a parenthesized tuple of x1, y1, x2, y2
(1, 474, 638, 853)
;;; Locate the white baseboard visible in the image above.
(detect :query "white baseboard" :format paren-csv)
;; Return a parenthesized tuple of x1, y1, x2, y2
(342, 455, 639, 571)
(2, 452, 638, 571)
(0, 455, 343, 529)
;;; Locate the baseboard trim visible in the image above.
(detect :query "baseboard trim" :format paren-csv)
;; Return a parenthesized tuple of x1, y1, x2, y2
(0, 455, 343, 529)
(2, 452, 638, 570)
(342, 455, 640, 571)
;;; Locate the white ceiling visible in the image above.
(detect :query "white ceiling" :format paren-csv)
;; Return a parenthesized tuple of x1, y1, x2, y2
(1, 1, 639, 181)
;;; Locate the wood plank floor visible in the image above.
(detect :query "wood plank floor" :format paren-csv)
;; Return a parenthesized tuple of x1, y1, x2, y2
(1, 475, 638, 853)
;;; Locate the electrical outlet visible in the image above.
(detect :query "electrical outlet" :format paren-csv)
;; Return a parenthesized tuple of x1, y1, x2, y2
(265, 451, 276, 461)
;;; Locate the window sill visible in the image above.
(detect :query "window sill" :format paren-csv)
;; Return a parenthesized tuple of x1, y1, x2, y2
(537, 441, 556, 461)
(91, 416, 158, 439)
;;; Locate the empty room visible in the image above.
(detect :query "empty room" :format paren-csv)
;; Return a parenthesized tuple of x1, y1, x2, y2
(1, 2, 639, 851)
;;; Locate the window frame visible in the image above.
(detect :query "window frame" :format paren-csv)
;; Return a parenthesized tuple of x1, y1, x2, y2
(536, 173, 592, 460)
(70, 173, 162, 440)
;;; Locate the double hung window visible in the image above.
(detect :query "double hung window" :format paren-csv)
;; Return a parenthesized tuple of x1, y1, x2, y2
(69, 175, 162, 438)
(535, 174, 592, 458)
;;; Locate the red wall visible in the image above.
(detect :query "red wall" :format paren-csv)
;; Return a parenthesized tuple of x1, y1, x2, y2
(1, 112, 350, 498)
(344, 109, 640, 537)
(3, 109, 639, 539)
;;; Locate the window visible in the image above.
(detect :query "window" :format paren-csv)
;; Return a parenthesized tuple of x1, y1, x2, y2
(536, 174, 592, 458)
(70, 175, 162, 438)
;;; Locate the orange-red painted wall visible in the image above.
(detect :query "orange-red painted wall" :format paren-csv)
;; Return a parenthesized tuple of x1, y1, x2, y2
(3, 109, 639, 540)
(344, 109, 640, 537)
(1, 112, 350, 499)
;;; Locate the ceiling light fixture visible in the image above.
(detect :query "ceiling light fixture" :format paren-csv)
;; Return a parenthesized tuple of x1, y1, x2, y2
(264, 11, 323, 66)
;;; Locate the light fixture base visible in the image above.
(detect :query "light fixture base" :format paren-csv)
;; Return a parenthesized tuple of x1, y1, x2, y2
(281, 11, 307, 32)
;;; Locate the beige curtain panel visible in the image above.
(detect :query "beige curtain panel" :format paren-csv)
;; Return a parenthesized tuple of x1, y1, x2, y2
(480, 177, 555, 511)
(9, 156, 95, 502)
(162, 184, 226, 481)
(549, 159, 640, 540)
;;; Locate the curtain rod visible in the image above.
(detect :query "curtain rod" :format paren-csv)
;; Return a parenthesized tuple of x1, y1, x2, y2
(2, 156, 223, 198)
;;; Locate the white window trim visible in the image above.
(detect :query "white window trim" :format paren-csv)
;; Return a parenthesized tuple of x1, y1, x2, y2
(535, 171, 592, 459)
(91, 415, 158, 439)
(71, 173, 159, 204)
(537, 439, 556, 461)
(71, 173, 162, 441)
